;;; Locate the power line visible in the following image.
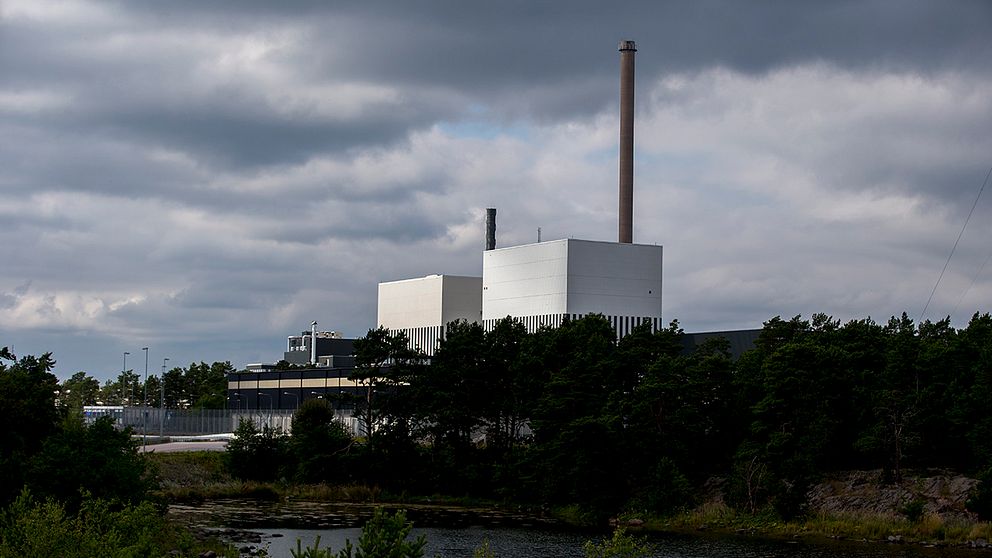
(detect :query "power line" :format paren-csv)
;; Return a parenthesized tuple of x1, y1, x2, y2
(952, 246, 992, 319)
(919, 165, 992, 323)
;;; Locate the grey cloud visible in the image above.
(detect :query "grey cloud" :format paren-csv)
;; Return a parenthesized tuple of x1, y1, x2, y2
(3, 0, 991, 381)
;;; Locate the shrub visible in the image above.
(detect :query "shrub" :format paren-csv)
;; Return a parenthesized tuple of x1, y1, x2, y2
(582, 528, 651, 558)
(27, 414, 156, 512)
(290, 399, 354, 484)
(967, 466, 992, 520)
(632, 457, 693, 515)
(0, 489, 175, 558)
(291, 508, 426, 558)
(225, 419, 289, 481)
(901, 498, 926, 523)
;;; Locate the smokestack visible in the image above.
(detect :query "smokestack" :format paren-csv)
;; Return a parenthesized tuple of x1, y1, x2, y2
(618, 40, 636, 244)
(486, 208, 497, 250)
(310, 320, 317, 366)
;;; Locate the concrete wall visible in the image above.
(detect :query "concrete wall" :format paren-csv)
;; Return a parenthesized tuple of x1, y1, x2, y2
(440, 275, 484, 324)
(482, 240, 569, 319)
(377, 274, 482, 329)
(565, 240, 662, 317)
(482, 239, 662, 321)
(378, 275, 445, 329)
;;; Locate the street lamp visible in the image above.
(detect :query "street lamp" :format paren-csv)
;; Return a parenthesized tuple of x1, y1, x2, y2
(122, 352, 130, 406)
(257, 392, 272, 410)
(142, 347, 149, 451)
(257, 392, 272, 428)
(160, 358, 169, 437)
(283, 391, 299, 410)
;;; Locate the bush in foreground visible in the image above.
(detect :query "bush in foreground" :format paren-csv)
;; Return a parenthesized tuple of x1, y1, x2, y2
(0, 489, 202, 558)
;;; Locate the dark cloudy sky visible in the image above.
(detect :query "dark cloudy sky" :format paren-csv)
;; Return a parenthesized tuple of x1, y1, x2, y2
(2, 1, 991, 381)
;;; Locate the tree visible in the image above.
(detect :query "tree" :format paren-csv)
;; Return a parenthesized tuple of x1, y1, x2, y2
(226, 418, 288, 481)
(143, 374, 162, 407)
(528, 315, 628, 514)
(481, 317, 537, 459)
(290, 399, 354, 483)
(162, 366, 186, 408)
(351, 327, 420, 444)
(856, 313, 925, 482)
(27, 414, 155, 511)
(0, 347, 61, 505)
(97, 370, 140, 406)
(57, 372, 101, 411)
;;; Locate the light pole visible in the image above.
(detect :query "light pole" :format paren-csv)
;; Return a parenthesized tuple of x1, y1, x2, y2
(160, 358, 169, 438)
(257, 392, 272, 428)
(122, 351, 130, 406)
(283, 391, 299, 410)
(142, 347, 149, 450)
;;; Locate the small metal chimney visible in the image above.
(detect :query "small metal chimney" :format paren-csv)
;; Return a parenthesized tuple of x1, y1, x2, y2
(310, 320, 318, 366)
(618, 40, 636, 244)
(485, 208, 497, 250)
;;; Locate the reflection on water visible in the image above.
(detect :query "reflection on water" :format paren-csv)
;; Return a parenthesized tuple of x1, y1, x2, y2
(169, 500, 969, 558)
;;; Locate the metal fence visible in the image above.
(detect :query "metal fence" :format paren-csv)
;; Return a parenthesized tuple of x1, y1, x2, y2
(100, 407, 360, 437)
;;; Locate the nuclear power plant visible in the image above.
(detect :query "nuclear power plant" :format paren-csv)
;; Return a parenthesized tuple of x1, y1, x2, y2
(377, 40, 664, 355)
(229, 41, 760, 410)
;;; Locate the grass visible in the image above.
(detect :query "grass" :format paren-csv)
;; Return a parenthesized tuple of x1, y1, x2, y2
(149, 452, 992, 550)
(647, 501, 992, 547)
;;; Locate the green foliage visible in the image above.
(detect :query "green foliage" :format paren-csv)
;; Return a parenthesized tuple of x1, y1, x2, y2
(582, 528, 651, 558)
(290, 399, 355, 483)
(472, 538, 495, 558)
(27, 414, 155, 511)
(225, 419, 288, 482)
(967, 466, 992, 520)
(291, 508, 425, 558)
(351, 327, 422, 444)
(57, 371, 101, 411)
(96, 360, 232, 408)
(900, 498, 925, 523)
(291, 536, 337, 558)
(0, 490, 175, 558)
(632, 457, 693, 515)
(0, 347, 61, 505)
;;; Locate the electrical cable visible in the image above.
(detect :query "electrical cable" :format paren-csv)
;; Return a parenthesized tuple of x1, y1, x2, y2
(919, 165, 992, 323)
(951, 246, 992, 319)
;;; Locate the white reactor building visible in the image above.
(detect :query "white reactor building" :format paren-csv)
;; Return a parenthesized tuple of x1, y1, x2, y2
(378, 41, 661, 354)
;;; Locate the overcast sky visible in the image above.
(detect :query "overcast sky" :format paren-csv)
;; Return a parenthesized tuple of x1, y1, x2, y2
(2, 1, 991, 381)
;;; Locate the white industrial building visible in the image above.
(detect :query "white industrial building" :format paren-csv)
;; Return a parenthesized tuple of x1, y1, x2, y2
(377, 274, 483, 353)
(482, 238, 662, 335)
(376, 41, 666, 355)
(376, 239, 663, 354)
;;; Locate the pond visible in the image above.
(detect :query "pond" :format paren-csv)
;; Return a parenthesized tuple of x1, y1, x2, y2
(168, 500, 973, 558)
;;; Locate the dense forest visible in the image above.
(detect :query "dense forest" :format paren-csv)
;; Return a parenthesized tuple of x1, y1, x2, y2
(4, 310, 992, 556)
(234, 311, 992, 521)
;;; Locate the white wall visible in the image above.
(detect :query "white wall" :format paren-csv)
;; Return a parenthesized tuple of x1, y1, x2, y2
(440, 275, 484, 324)
(566, 240, 663, 317)
(377, 274, 482, 329)
(482, 240, 569, 319)
(482, 239, 662, 321)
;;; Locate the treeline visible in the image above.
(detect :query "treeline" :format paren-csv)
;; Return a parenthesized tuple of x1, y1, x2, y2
(57, 361, 233, 409)
(0, 347, 155, 509)
(234, 312, 992, 521)
(0, 347, 237, 557)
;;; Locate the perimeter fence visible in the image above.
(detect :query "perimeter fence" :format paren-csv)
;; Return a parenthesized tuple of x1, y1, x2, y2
(83, 406, 360, 437)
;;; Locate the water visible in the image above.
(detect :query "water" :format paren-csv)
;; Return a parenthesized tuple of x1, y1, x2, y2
(169, 500, 969, 558)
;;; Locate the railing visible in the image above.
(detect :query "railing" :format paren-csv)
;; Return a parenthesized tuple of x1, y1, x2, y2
(95, 407, 360, 437)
